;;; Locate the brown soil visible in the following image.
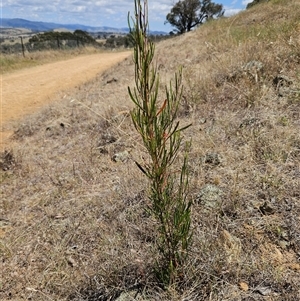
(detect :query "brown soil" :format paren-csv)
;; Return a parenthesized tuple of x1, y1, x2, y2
(0, 51, 131, 151)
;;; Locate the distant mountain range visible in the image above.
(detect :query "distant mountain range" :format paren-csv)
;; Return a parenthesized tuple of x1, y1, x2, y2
(0, 18, 166, 35)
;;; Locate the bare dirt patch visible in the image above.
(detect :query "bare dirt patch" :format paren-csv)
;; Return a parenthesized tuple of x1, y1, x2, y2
(0, 51, 131, 150)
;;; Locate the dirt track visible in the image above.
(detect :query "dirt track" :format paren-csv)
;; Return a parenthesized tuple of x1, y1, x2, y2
(0, 51, 131, 150)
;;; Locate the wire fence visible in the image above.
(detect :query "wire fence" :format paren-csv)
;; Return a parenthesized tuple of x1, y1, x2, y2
(0, 37, 97, 56)
(0, 33, 172, 56)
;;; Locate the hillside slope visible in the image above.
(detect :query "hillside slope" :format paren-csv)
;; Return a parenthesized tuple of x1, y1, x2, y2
(1, 0, 299, 300)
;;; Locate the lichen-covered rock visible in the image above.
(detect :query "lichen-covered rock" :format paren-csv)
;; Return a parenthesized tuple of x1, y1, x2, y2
(112, 150, 130, 162)
(203, 152, 222, 166)
(196, 184, 223, 208)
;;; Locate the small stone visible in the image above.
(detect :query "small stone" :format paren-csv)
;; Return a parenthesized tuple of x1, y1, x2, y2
(98, 147, 109, 154)
(106, 77, 118, 84)
(199, 118, 207, 124)
(280, 230, 289, 240)
(103, 133, 117, 144)
(278, 240, 290, 249)
(259, 201, 275, 215)
(239, 117, 262, 128)
(273, 74, 293, 88)
(239, 282, 249, 291)
(112, 150, 130, 162)
(115, 290, 141, 301)
(256, 286, 272, 296)
(67, 256, 77, 267)
(196, 184, 223, 208)
(203, 152, 222, 166)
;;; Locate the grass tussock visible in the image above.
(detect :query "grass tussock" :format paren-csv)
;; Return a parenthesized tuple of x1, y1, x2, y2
(1, 0, 300, 300)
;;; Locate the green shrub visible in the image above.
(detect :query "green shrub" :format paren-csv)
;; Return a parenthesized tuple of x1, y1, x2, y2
(128, 0, 192, 286)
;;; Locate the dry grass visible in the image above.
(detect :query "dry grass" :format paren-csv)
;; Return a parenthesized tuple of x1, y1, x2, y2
(0, 46, 107, 75)
(1, 0, 300, 300)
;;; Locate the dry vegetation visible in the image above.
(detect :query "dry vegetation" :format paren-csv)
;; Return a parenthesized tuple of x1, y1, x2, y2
(0, 46, 107, 74)
(1, 0, 300, 300)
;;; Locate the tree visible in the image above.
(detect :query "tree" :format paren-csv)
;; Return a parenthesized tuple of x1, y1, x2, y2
(165, 0, 224, 34)
(73, 30, 96, 44)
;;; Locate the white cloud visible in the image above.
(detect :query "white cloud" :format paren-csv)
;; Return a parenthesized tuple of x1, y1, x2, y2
(71, 6, 86, 13)
(224, 8, 242, 17)
(104, 8, 115, 15)
(95, 1, 108, 6)
(242, 0, 253, 5)
(150, 2, 170, 12)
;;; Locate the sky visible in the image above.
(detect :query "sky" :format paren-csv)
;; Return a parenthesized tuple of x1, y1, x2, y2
(1, 0, 253, 32)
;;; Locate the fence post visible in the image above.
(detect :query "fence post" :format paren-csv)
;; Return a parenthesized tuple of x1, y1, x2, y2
(56, 36, 60, 49)
(20, 36, 25, 57)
